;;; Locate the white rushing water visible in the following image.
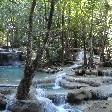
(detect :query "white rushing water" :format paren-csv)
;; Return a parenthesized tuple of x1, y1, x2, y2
(4, 50, 84, 112)
(53, 72, 66, 89)
(35, 88, 81, 112)
(76, 51, 84, 62)
(4, 94, 16, 112)
(69, 51, 84, 69)
(40, 50, 84, 112)
(35, 88, 67, 112)
(53, 50, 84, 89)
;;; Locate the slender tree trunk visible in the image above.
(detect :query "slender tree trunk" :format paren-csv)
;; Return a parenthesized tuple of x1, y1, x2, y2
(45, 0, 55, 66)
(100, 1, 109, 62)
(107, 48, 111, 60)
(16, 0, 55, 100)
(16, 0, 36, 100)
(89, 7, 94, 69)
(65, 1, 71, 61)
(6, 32, 9, 48)
(83, 37, 87, 67)
(61, 4, 65, 65)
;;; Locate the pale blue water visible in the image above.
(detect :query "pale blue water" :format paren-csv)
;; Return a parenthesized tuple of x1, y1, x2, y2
(0, 66, 23, 84)
(0, 66, 82, 112)
(0, 51, 84, 112)
(0, 66, 55, 84)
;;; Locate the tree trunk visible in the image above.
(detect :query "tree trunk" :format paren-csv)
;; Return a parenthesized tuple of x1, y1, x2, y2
(16, 0, 55, 100)
(16, 0, 36, 100)
(44, 0, 55, 66)
(61, 4, 65, 65)
(83, 37, 87, 67)
(100, 1, 109, 62)
(89, 7, 94, 69)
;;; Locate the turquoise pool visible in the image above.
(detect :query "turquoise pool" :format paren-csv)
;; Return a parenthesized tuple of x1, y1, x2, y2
(0, 66, 24, 84)
(0, 66, 56, 84)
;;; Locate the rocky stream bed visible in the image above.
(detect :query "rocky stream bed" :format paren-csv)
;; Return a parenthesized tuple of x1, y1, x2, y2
(0, 51, 112, 112)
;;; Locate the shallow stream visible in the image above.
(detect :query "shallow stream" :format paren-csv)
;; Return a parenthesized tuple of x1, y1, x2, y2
(0, 51, 85, 112)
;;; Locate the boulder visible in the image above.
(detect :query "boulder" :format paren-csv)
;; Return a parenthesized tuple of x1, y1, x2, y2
(7, 98, 58, 112)
(0, 88, 16, 95)
(33, 78, 55, 87)
(102, 78, 112, 84)
(60, 79, 87, 89)
(101, 61, 112, 67)
(7, 100, 41, 112)
(98, 70, 104, 76)
(67, 90, 92, 104)
(64, 76, 101, 87)
(75, 79, 101, 87)
(38, 67, 62, 74)
(84, 101, 112, 112)
(85, 69, 98, 76)
(0, 93, 7, 110)
(75, 69, 86, 76)
(47, 94, 66, 105)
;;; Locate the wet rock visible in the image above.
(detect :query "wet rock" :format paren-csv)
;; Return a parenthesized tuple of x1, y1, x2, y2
(64, 76, 101, 87)
(67, 84, 112, 103)
(7, 91, 59, 112)
(103, 70, 112, 76)
(92, 85, 112, 100)
(37, 83, 54, 89)
(33, 78, 55, 87)
(102, 78, 112, 84)
(75, 69, 86, 76)
(102, 61, 112, 67)
(75, 80, 101, 87)
(60, 79, 87, 89)
(72, 65, 82, 70)
(85, 69, 98, 76)
(89, 89, 107, 100)
(67, 90, 92, 104)
(7, 100, 41, 112)
(47, 94, 66, 105)
(0, 88, 16, 95)
(98, 70, 104, 76)
(84, 101, 112, 112)
(85, 85, 112, 100)
(86, 81, 100, 87)
(0, 93, 7, 110)
(38, 67, 62, 74)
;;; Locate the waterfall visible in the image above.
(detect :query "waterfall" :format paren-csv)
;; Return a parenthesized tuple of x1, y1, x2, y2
(53, 72, 66, 89)
(35, 88, 80, 112)
(4, 89, 71, 112)
(2, 50, 84, 112)
(3, 82, 82, 112)
(70, 51, 84, 69)
(76, 51, 84, 62)
(35, 88, 65, 112)
(4, 94, 16, 112)
(36, 88, 46, 97)
(53, 51, 84, 89)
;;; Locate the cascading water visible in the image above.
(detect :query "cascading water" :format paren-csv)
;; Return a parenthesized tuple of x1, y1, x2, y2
(3, 50, 84, 112)
(76, 51, 84, 62)
(4, 94, 16, 112)
(53, 50, 84, 89)
(53, 72, 66, 89)
(70, 51, 84, 69)
(37, 50, 84, 112)
(35, 88, 81, 112)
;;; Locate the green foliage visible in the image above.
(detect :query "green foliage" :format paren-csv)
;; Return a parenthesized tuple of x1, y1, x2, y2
(0, 0, 112, 63)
